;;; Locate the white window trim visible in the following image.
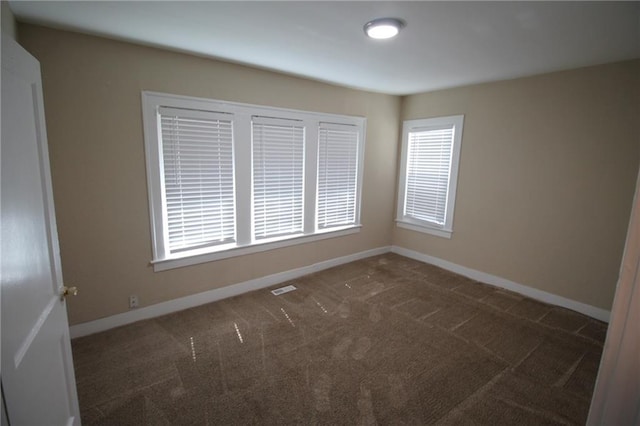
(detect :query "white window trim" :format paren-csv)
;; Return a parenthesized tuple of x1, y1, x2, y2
(151, 225, 361, 272)
(142, 91, 366, 271)
(395, 115, 464, 239)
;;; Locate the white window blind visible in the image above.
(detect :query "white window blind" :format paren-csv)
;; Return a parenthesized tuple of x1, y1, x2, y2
(160, 107, 235, 253)
(252, 117, 305, 240)
(404, 125, 455, 225)
(317, 123, 359, 229)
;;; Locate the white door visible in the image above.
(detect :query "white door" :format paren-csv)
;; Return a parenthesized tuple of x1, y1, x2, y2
(1, 36, 80, 425)
(587, 171, 640, 424)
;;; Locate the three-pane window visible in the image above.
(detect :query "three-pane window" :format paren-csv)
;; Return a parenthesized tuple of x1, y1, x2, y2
(142, 92, 365, 270)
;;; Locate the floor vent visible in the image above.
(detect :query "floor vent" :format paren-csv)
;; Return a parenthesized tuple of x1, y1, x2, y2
(271, 285, 297, 296)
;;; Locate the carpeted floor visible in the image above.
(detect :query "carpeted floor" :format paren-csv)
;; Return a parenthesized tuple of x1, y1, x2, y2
(72, 253, 607, 425)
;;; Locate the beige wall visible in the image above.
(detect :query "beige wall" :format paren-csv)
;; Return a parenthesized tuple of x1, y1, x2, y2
(396, 60, 640, 310)
(18, 24, 401, 325)
(16, 22, 639, 324)
(1, 1, 17, 40)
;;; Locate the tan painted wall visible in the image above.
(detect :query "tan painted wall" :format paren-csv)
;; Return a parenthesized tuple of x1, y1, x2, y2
(1, 1, 17, 40)
(17, 22, 639, 323)
(18, 24, 401, 325)
(396, 60, 640, 310)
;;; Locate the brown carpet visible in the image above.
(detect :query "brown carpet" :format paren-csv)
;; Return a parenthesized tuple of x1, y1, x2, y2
(72, 253, 606, 425)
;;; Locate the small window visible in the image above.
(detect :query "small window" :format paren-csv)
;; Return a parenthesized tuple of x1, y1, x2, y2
(396, 115, 464, 238)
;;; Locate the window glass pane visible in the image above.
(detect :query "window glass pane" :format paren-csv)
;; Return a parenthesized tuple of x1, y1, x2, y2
(405, 126, 454, 225)
(252, 119, 305, 239)
(160, 112, 235, 252)
(317, 125, 359, 229)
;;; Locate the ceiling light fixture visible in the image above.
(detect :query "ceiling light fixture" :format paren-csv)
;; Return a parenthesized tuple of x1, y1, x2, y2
(364, 18, 405, 40)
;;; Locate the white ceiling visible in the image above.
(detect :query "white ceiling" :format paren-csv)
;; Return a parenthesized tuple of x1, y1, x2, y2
(9, 1, 640, 95)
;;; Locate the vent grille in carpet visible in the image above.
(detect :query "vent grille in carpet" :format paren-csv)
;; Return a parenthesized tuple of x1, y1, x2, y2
(271, 285, 297, 296)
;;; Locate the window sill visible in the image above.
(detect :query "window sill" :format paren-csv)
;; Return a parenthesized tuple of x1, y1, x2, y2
(395, 220, 452, 239)
(151, 225, 362, 272)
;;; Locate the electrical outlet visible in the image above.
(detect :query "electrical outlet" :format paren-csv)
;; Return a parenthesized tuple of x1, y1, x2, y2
(129, 295, 139, 309)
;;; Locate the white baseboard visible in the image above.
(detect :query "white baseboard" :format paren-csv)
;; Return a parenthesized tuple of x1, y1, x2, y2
(71, 244, 610, 338)
(69, 246, 391, 338)
(391, 246, 610, 323)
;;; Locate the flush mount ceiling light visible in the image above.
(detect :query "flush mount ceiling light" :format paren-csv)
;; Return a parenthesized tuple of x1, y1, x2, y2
(364, 18, 405, 40)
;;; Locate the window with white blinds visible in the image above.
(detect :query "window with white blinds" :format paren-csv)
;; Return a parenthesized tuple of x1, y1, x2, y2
(405, 126, 453, 224)
(317, 123, 360, 229)
(252, 117, 305, 239)
(160, 107, 236, 253)
(397, 115, 464, 238)
(142, 92, 365, 271)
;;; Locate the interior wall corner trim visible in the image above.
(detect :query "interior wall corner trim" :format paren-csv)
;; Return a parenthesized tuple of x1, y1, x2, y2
(69, 245, 392, 338)
(391, 245, 611, 323)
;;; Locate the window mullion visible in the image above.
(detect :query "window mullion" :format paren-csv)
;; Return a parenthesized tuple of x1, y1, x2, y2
(234, 113, 252, 246)
(304, 121, 318, 234)
(155, 110, 170, 260)
(354, 126, 365, 226)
